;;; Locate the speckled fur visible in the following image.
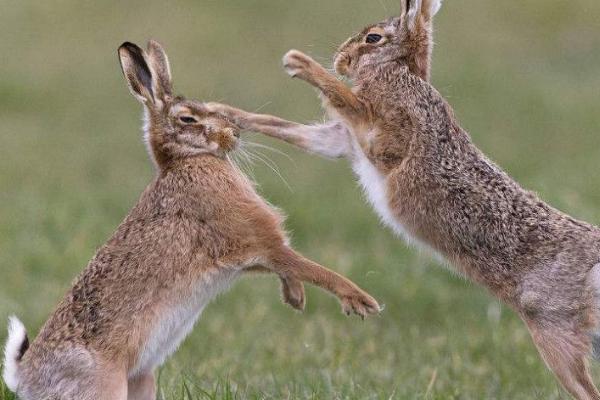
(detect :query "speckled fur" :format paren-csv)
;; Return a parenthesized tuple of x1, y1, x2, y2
(2, 41, 380, 400)
(208, 1, 600, 398)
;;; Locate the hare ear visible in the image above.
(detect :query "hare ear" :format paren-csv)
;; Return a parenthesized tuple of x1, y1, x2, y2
(400, 0, 410, 15)
(422, 0, 443, 21)
(401, 0, 441, 28)
(118, 42, 155, 104)
(400, 0, 423, 31)
(146, 40, 173, 100)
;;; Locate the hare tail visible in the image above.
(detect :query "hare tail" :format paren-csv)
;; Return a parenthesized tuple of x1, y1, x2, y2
(2, 316, 29, 392)
(588, 264, 600, 361)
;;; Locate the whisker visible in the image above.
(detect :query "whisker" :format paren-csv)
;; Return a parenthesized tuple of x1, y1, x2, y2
(253, 101, 272, 114)
(377, 0, 389, 14)
(249, 148, 283, 172)
(230, 145, 258, 181)
(240, 146, 257, 171)
(313, 54, 333, 64)
(244, 141, 297, 166)
(245, 149, 293, 193)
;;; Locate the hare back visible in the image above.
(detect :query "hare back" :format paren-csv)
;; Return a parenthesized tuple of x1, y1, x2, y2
(130, 266, 241, 377)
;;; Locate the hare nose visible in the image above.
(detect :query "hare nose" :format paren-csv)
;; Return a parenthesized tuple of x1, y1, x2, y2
(225, 127, 239, 138)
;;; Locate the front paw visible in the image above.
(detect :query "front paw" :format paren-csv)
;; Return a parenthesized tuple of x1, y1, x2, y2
(205, 102, 242, 127)
(340, 288, 381, 320)
(280, 277, 305, 311)
(205, 102, 231, 117)
(282, 50, 317, 80)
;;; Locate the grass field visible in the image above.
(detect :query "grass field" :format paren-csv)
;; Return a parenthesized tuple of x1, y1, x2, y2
(1, 0, 600, 398)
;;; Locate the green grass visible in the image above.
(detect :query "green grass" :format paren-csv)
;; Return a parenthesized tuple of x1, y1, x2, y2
(1, 0, 600, 398)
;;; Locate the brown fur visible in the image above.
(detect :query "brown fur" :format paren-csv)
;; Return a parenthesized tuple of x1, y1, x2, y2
(3, 40, 380, 400)
(207, 1, 600, 398)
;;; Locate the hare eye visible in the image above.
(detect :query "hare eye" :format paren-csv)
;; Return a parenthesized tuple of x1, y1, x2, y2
(179, 116, 198, 124)
(366, 34, 383, 44)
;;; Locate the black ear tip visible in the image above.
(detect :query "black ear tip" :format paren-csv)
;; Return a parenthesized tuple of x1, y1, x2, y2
(118, 42, 142, 54)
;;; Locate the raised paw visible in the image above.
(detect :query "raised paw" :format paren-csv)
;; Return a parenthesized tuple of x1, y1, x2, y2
(204, 102, 223, 114)
(340, 288, 381, 320)
(204, 102, 243, 128)
(205, 102, 234, 120)
(280, 276, 305, 311)
(282, 50, 317, 80)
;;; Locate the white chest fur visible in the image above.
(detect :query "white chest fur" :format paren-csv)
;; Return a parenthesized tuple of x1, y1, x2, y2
(351, 140, 413, 242)
(130, 268, 240, 377)
(350, 138, 444, 261)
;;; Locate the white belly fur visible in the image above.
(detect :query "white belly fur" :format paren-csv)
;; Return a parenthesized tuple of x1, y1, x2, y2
(130, 268, 240, 377)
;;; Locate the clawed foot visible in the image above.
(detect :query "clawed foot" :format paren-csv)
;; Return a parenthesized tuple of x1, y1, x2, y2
(204, 102, 241, 127)
(280, 277, 306, 311)
(204, 102, 224, 114)
(340, 288, 381, 320)
(282, 50, 319, 81)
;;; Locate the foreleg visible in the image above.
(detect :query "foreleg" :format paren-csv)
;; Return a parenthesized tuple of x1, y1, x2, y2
(206, 102, 352, 158)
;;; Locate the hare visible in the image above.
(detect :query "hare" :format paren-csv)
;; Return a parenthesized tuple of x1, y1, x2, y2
(1, 40, 381, 400)
(207, 1, 600, 398)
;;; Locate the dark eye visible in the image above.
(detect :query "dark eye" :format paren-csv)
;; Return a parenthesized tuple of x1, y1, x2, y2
(366, 33, 383, 44)
(179, 116, 198, 124)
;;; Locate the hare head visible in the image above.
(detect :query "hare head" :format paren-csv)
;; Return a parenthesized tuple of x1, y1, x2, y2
(334, 0, 442, 82)
(118, 41, 239, 168)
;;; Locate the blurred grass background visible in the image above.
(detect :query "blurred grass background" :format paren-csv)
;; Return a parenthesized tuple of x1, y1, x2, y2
(1, 0, 600, 398)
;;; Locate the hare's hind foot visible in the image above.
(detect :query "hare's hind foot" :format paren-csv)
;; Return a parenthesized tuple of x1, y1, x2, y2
(526, 318, 600, 400)
(128, 371, 155, 400)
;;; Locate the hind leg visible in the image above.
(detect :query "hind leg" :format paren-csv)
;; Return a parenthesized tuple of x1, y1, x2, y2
(73, 364, 128, 400)
(128, 371, 155, 400)
(91, 374, 128, 400)
(18, 352, 127, 400)
(526, 320, 600, 400)
(20, 379, 127, 400)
